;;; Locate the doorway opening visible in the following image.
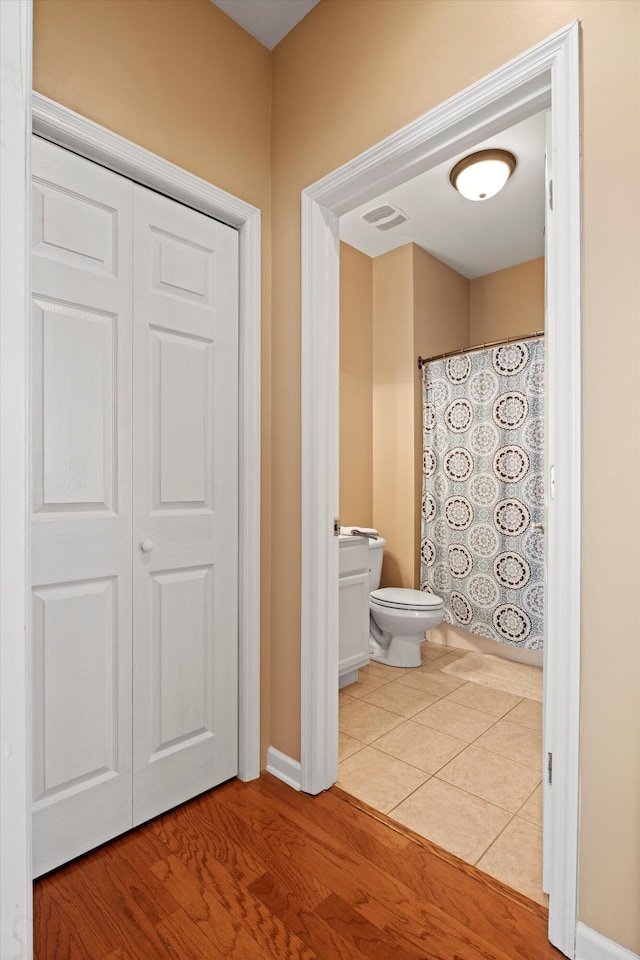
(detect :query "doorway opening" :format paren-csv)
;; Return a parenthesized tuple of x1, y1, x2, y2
(336, 107, 547, 905)
(300, 22, 580, 958)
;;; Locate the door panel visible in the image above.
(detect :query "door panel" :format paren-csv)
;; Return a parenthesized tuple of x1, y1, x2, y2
(31, 136, 133, 877)
(32, 577, 118, 797)
(150, 565, 214, 749)
(132, 185, 238, 825)
(33, 300, 116, 511)
(153, 328, 214, 507)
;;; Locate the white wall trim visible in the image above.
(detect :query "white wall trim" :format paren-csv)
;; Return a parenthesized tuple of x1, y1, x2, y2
(576, 924, 640, 960)
(0, 3, 33, 957)
(266, 747, 302, 791)
(300, 21, 581, 959)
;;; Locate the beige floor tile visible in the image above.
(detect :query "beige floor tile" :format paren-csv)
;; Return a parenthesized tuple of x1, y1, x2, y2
(421, 642, 450, 662)
(477, 817, 547, 905)
(420, 650, 467, 672)
(398, 670, 465, 698)
(474, 719, 543, 770)
(518, 784, 542, 826)
(505, 697, 543, 731)
(339, 699, 404, 743)
(437, 745, 540, 813)
(337, 747, 429, 813)
(391, 778, 511, 863)
(444, 681, 522, 718)
(339, 689, 355, 708)
(363, 679, 440, 719)
(413, 699, 497, 742)
(340, 673, 390, 699)
(373, 720, 465, 773)
(339, 732, 365, 762)
(362, 660, 413, 681)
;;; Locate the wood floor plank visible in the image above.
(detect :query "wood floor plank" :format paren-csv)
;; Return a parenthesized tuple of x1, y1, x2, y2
(155, 908, 228, 960)
(151, 853, 320, 960)
(316, 891, 437, 960)
(65, 849, 183, 960)
(247, 871, 371, 960)
(151, 797, 266, 888)
(187, 787, 335, 907)
(34, 774, 562, 960)
(38, 861, 119, 959)
(33, 885, 84, 960)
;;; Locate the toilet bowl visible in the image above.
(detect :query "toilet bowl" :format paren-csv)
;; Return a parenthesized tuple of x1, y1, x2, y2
(366, 537, 444, 668)
(369, 587, 444, 667)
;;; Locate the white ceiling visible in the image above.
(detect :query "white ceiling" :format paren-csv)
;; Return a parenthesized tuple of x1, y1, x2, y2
(340, 111, 547, 279)
(211, 0, 320, 49)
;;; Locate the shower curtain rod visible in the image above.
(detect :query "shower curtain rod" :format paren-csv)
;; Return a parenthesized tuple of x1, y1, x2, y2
(417, 330, 545, 370)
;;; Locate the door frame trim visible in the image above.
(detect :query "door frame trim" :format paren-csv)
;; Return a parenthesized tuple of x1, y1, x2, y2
(300, 22, 581, 957)
(32, 92, 262, 789)
(0, 2, 32, 956)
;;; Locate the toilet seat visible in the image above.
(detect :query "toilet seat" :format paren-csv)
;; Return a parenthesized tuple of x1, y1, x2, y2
(370, 587, 443, 611)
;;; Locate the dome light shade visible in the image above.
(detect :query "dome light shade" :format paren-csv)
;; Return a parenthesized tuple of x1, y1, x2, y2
(450, 149, 517, 202)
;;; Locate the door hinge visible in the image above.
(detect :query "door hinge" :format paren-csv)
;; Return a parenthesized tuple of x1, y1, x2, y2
(333, 517, 341, 537)
(547, 751, 553, 786)
(548, 179, 553, 211)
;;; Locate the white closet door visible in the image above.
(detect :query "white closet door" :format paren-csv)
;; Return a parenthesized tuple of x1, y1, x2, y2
(31, 137, 133, 876)
(132, 185, 239, 824)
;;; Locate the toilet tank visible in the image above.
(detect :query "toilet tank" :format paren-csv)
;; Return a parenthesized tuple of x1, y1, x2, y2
(367, 537, 386, 592)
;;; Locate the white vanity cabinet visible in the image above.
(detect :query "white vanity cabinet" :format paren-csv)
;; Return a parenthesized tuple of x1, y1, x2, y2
(338, 535, 370, 687)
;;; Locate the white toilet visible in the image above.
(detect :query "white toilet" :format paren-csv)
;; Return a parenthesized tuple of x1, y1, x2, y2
(368, 537, 444, 668)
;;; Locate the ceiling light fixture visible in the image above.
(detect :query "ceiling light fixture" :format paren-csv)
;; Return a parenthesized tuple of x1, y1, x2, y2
(449, 149, 517, 202)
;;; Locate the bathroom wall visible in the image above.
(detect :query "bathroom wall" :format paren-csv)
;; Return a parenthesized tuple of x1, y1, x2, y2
(371, 245, 416, 588)
(470, 258, 545, 342)
(33, 0, 274, 764)
(339, 242, 373, 527)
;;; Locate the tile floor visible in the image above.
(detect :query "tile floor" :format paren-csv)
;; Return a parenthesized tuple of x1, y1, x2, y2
(338, 640, 546, 905)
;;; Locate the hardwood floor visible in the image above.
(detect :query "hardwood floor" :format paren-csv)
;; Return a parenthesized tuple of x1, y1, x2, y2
(34, 774, 562, 960)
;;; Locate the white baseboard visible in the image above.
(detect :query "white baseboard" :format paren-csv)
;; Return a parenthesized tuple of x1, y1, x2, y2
(575, 923, 640, 960)
(429, 623, 543, 667)
(266, 746, 301, 791)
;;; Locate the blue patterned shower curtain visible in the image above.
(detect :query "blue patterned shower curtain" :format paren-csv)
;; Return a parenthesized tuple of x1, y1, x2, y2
(420, 338, 544, 650)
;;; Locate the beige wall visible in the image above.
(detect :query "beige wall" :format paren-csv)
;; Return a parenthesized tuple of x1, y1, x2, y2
(470, 258, 545, 343)
(339, 242, 373, 527)
(271, 1, 640, 950)
(371, 246, 415, 588)
(33, 0, 274, 764)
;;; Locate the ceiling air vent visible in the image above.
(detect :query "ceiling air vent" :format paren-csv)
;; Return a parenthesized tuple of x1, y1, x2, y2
(361, 203, 408, 231)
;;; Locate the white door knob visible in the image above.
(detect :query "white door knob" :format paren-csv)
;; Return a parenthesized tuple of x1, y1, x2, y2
(140, 539, 154, 553)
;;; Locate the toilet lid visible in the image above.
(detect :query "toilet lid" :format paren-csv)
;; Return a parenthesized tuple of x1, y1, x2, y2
(370, 587, 443, 610)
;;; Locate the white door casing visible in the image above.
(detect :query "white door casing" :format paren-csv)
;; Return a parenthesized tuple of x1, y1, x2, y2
(31, 137, 134, 876)
(300, 22, 581, 958)
(132, 185, 239, 824)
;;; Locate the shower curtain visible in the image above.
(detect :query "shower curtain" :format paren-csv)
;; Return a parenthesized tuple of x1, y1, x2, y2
(420, 338, 544, 650)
